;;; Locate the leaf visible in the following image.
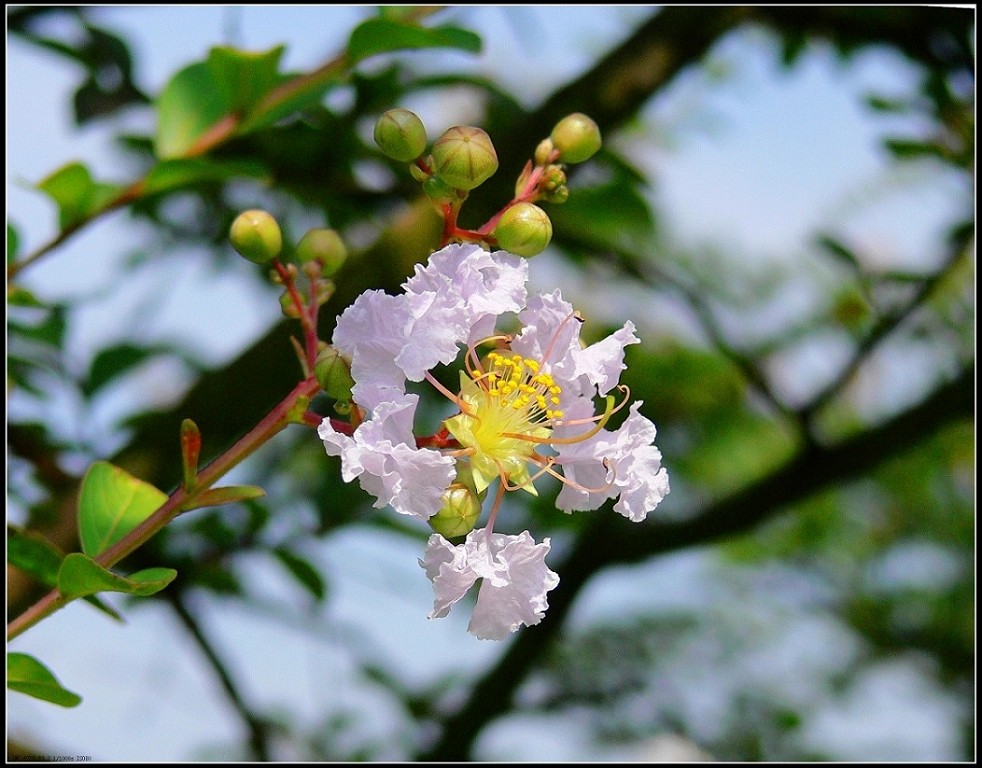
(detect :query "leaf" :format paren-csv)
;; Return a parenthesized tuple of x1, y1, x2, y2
(273, 548, 327, 601)
(35, 162, 123, 229)
(550, 178, 655, 254)
(7, 285, 44, 308)
(7, 526, 63, 585)
(82, 342, 156, 397)
(154, 61, 229, 159)
(7, 221, 19, 263)
(207, 45, 286, 115)
(347, 19, 481, 66)
(77, 461, 168, 557)
(143, 157, 270, 196)
(182, 485, 266, 512)
(7, 653, 82, 708)
(816, 234, 863, 275)
(57, 553, 176, 600)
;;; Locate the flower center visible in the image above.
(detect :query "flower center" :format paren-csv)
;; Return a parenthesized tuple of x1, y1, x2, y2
(444, 350, 563, 496)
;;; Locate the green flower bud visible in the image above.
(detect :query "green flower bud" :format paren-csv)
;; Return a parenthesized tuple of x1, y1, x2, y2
(431, 125, 498, 191)
(279, 291, 302, 319)
(542, 164, 567, 191)
(314, 346, 354, 402)
(422, 174, 455, 203)
(542, 185, 569, 204)
(374, 108, 427, 162)
(535, 138, 555, 166)
(230, 210, 282, 264)
(428, 482, 483, 539)
(296, 228, 348, 277)
(550, 112, 602, 164)
(494, 202, 553, 257)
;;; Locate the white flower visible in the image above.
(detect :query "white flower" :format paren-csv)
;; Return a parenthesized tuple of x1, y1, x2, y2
(322, 242, 669, 638)
(420, 528, 560, 640)
(332, 243, 526, 409)
(554, 401, 670, 521)
(318, 394, 455, 520)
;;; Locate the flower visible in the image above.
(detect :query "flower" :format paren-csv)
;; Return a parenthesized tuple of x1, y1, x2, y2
(420, 528, 559, 640)
(318, 394, 455, 520)
(321, 242, 669, 638)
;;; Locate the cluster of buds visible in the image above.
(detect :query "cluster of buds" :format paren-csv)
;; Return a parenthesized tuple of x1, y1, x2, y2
(230, 210, 350, 379)
(373, 109, 602, 258)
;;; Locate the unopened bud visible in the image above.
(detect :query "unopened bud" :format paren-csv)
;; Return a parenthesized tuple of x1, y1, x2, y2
(542, 185, 569, 204)
(550, 113, 602, 164)
(494, 202, 553, 257)
(314, 346, 354, 402)
(431, 125, 498, 191)
(429, 482, 483, 539)
(230, 210, 282, 264)
(535, 138, 555, 166)
(542, 164, 567, 191)
(279, 291, 303, 319)
(423, 174, 455, 203)
(374, 108, 427, 162)
(296, 228, 348, 277)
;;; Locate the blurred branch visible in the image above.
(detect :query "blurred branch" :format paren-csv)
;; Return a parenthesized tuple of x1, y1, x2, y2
(166, 590, 272, 761)
(419, 364, 974, 760)
(798, 230, 973, 423)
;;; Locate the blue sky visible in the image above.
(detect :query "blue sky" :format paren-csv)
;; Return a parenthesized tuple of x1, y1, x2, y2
(7, 6, 969, 761)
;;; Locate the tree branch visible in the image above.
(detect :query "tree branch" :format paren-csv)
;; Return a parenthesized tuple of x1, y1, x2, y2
(418, 365, 974, 760)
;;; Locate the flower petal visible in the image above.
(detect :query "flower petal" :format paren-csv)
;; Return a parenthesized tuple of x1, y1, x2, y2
(420, 528, 560, 640)
(319, 395, 455, 520)
(555, 401, 669, 521)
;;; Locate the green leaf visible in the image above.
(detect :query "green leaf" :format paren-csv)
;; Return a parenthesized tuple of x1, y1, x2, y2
(36, 162, 123, 229)
(182, 484, 266, 513)
(273, 548, 327, 601)
(83, 343, 155, 397)
(77, 461, 168, 557)
(8, 653, 82, 708)
(154, 61, 228, 159)
(7, 526, 62, 585)
(347, 19, 481, 65)
(6, 285, 44, 308)
(7, 221, 19, 263)
(816, 234, 863, 275)
(57, 553, 176, 600)
(143, 157, 270, 195)
(207, 45, 286, 114)
(550, 178, 655, 254)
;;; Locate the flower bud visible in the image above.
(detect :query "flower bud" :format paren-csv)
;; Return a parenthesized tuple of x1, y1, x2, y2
(535, 138, 555, 166)
(494, 202, 552, 257)
(550, 112, 602, 164)
(230, 210, 282, 264)
(542, 164, 567, 191)
(542, 185, 569, 204)
(423, 174, 455, 203)
(374, 108, 427, 162)
(296, 228, 348, 277)
(431, 125, 498, 190)
(428, 482, 483, 539)
(314, 346, 354, 402)
(279, 291, 302, 319)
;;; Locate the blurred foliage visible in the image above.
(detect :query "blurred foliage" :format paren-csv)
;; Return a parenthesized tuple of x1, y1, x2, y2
(6, 5, 974, 762)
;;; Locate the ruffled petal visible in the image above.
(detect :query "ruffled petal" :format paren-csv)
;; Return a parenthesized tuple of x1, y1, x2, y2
(573, 321, 639, 395)
(318, 395, 455, 520)
(420, 528, 559, 640)
(555, 401, 669, 521)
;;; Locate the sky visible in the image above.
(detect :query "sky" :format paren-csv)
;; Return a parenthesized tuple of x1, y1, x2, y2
(6, 6, 969, 761)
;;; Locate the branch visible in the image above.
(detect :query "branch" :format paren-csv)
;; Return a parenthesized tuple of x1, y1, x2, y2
(418, 365, 974, 760)
(166, 590, 272, 761)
